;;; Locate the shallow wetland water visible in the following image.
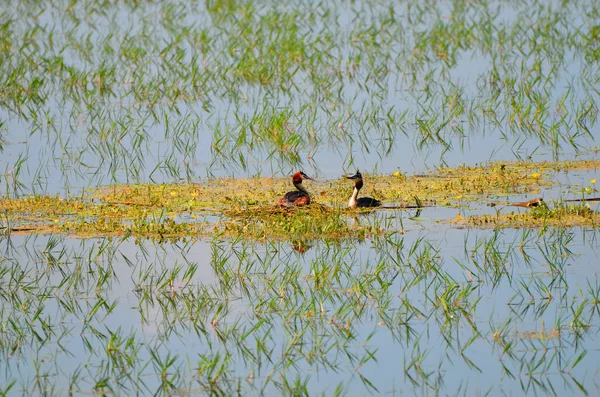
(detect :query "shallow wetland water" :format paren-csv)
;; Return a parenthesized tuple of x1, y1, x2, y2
(1, 0, 600, 395)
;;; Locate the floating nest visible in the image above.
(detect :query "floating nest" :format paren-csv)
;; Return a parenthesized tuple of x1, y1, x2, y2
(224, 199, 430, 219)
(224, 203, 337, 218)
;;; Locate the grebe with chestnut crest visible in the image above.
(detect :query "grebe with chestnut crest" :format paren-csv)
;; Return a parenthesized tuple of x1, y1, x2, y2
(278, 171, 315, 207)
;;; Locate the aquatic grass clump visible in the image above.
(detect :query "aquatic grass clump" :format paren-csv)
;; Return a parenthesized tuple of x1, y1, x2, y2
(211, 108, 307, 170)
(229, 9, 311, 86)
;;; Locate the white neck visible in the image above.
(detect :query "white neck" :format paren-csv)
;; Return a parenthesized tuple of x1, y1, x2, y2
(348, 186, 359, 208)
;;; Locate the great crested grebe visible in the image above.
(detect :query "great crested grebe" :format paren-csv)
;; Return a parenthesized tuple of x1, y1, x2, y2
(345, 170, 381, 208)
(278, 171, 315, 207)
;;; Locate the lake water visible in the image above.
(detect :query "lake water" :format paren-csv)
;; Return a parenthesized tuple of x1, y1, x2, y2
(1, 0, 599, 395)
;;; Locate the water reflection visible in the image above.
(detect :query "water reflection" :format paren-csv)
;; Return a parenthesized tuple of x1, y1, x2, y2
(291, 239, 313, 254)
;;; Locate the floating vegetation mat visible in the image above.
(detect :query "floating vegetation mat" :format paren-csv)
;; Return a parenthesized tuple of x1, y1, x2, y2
(2, 160, 600, 239)
(452, 202, 600, 229)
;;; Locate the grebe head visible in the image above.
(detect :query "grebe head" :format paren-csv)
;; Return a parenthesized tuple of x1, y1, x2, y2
(293, 171, 315, 184)
(344, 170, 363, 181)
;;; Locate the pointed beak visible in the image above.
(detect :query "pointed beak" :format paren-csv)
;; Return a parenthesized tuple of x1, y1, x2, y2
(298, 171, 316, 182)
